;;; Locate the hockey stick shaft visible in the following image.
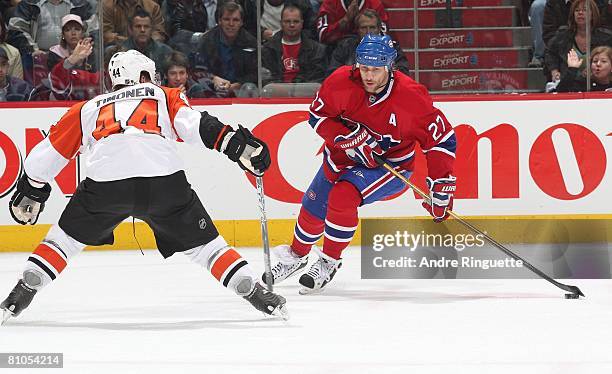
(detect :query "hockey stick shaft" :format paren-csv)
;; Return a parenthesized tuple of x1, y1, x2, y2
(256, 176, 274, 292)
(374, 155, 584, 297)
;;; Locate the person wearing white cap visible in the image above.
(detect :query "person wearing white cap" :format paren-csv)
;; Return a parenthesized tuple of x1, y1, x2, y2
(7, 0, 94, 55)
(47, 14, 100, 100)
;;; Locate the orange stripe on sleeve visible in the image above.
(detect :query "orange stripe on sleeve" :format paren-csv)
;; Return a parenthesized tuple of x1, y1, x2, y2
(210, 249, 242, 281)
(33, 244, 67, 273)
(162, 86, 190, 124)
(48, 101, 86, 159)
(213, 125, 230, 151)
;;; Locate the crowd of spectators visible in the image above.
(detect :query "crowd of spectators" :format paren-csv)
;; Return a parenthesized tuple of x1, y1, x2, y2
(0, 0, 409, 101)
(0, 0, 611, 101)
(529, 0, 612, 91)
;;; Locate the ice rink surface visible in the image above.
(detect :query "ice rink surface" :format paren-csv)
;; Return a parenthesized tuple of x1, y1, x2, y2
(1, 247, 611, 374)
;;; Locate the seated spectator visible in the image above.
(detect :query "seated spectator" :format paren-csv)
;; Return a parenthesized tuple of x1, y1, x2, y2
(261, 0, 285, 39)
(162, 50, 208, 97)
(543, 0, 610, 50)
(557, 45, 612, 91)
(217, 0, 258, 38)
(7, 0, 93, 54)
(196, 1, 257, 96)
(0, 47, 32, 101)
(103, 0, 167, 45)
(47, 14, 100, 100)
(262, 4, 326, 84)
(316, 0, 388, 45)
(545, 0, 612, 83)
(327, 9, 408, 76)
(0, 12, 23, 79)
(166, 0, 212, 37)
(7, 0, 94, 84)
(118, 8, 173, 73)
(261, 0, 315, 41)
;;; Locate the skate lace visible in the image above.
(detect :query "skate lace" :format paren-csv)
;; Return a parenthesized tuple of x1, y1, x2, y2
(272, 260, 298, 279)
(308, 258, 334, 282)
(271, 247, 304, 279)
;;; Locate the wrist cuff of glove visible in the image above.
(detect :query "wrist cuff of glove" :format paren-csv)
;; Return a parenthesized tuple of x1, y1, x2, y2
(17, 175, 51, 203)
(220, 130, 244, 162)
(213, 125, 232, 152)
(221, 125, 253, 163)
(220, 130, 235, 153)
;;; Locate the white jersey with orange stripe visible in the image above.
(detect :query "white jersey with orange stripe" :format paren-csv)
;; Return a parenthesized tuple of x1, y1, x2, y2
(24, 83, 204, 183)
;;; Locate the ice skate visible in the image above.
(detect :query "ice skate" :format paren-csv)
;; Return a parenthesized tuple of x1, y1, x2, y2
(298, 250, 342, 295)
(244, 283, 289, 320)
(262, 245, 309, 285)
(1, 279, 37, 325)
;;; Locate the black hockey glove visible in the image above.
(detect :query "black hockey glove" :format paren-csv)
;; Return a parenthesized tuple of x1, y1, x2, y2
(220, 125, 271, 176)
(9, 174, 51, 225)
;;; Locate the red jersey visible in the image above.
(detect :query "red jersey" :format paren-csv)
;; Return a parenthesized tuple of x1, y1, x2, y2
(308, 66, 456, 181)
(282, 42, 301, 82)
(316, 0, 389, 44)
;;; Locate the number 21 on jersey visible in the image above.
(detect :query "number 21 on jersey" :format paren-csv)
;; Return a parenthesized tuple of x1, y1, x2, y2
(93, 99, 161, 140)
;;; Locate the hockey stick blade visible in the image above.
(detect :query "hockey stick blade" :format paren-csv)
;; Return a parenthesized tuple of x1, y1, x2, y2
(372, 154, 585, 298)
(561, 285, 585, 297)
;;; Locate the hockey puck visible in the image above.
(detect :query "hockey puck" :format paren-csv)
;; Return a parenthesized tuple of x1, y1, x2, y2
(565, 293, 580, 299)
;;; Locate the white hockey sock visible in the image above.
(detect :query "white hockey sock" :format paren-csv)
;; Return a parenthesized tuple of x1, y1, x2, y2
(24, 225, 86, 290)
(184, 236, 257, 296)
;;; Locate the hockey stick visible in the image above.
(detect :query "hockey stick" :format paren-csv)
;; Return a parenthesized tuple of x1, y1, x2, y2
(256, 176, 274, 292)
(373, 154, 585, 298)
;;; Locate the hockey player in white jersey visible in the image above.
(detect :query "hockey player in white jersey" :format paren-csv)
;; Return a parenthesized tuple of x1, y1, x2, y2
(1, 50, 288, 324)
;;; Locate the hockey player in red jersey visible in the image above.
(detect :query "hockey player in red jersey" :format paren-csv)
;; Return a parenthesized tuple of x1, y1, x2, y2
(1, 50, 288, 324)
(316, 0, 388, 44)
(266, 34, 457, 294)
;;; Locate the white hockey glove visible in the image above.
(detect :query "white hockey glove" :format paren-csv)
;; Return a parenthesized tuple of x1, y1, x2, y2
(9, 174, 52, 225)
(422, 175, 456, 222)
(334, 123, 383, 168)
(220, 125, 271, 176)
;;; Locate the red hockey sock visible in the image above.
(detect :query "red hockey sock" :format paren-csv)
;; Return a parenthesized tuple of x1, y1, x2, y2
(322, 181, 361, 260)
(291, 206, 325, 257)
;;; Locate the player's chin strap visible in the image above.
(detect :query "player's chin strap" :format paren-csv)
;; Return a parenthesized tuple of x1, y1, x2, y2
(370, 153, 585, 299)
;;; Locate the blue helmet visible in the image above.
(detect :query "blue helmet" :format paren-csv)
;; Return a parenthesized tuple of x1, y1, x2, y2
(355, 34, 397, 69)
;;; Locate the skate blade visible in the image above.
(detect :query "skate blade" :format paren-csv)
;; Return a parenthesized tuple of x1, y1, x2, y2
(271, 304, 290, 321)
(298, 286, 325, 295)
(1, 309, 13, 326)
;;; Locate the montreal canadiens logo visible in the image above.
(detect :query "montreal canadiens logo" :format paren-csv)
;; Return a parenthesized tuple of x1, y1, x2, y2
(307, 190, 317, 200)
(367, 127, 401, 150)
